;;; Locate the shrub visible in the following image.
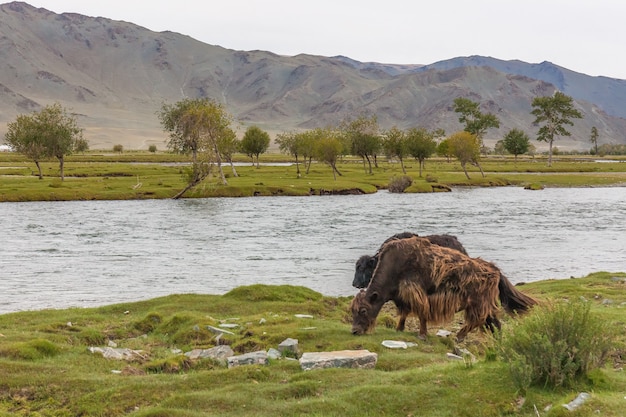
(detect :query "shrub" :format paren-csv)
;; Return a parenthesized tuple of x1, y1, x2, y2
(113, 144, 124, 153)
(497, 300, 613, 391)
(388, 175, 413, 193)
(148, 145, 157, 153)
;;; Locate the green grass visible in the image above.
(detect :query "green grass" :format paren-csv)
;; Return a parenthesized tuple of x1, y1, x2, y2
(1, 272, 625, 416)
(1, 153, 625, 201)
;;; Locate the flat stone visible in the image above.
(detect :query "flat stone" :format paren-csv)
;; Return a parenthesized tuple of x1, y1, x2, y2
(294, 314, 313, 319)
(299, 350, 377, 371)
(185, 345, 234, 361)
(88, 347, 145, 361)
(382, 340, 407, 349)
(227, 351, 269, 368)
(436, 329, 452, 337)
(278, 338, 299, 355)
(206, 325, 235, 335)
(218, 323, 239, 329)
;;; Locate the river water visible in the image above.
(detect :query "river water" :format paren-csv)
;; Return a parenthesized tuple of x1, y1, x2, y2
(1, 186, 625, 314)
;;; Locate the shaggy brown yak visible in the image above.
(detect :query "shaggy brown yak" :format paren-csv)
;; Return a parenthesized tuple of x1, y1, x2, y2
(350, 236, 537, 341)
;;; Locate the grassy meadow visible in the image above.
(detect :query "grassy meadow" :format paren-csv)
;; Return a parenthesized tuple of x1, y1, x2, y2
(0, 152, 625, 201)
(2, 151, 625, 415)
(0, 272, 625, 416)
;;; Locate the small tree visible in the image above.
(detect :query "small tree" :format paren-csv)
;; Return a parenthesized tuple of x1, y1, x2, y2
(342, 114, 380, 174)
(276, 131, 301, 177)
(382, 126, 408, 174)
(405, 127, 437, 177)
(240, 126, 270, 168)
(453, 97, 500, 154)
(502, 128, 530, 161)
(148, 144, 157, 153)
(113, 144, 124, 153)
(75, 137, 90, 154)
(217, 127, 240, 177)
(448, 131, 484, 179)
(4, 103, 83, 180)
(531, 92, 583, 166)
(314, 129, 343, 180)
(5, 113, 47, 179)
(158, 98, 233, 198)
(437, 138, 453, 163)
(590, 126, 599, 155)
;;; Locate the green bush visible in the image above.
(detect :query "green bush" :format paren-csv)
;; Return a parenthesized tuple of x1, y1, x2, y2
(148, 145, 157, 153)
(497, 300, 613, 391)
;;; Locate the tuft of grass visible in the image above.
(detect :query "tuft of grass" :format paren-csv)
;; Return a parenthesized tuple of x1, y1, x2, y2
(0, 338, 61, 360)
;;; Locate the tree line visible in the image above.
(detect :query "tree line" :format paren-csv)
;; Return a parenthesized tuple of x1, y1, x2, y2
(3, 91, 589, 195)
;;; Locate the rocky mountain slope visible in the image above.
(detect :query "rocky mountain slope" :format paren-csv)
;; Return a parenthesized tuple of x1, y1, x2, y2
(1, 1, 625, 150)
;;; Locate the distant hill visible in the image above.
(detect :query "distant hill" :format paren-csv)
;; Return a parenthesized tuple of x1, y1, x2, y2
(1, 1, 625, 150)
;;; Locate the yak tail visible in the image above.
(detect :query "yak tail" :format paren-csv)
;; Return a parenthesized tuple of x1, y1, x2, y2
(498, 274, 537, 314)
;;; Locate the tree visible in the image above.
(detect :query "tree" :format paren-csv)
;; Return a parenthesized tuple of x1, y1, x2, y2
(382, 126, 408, 174)
(405, 127, 437, 177)
(113, 144, 124, 153)
(437, 138, 454, 163)
(39, 104, 83, 181)
(75, 137, 90, 154)
(4, 103, 83, 180)
(448, 131, 484, 179)
(314, 129, 343, 180)
(590, 126, 599, 155)
(240, 125, 270, 168)
(531, 92, 583, 166)
(276, 131, 303, 177)
(453, 97, 500, 153)
(502, 128, 530, 160)
(217, 127, 240, 177)
(158, 98, 233, 198)
(342, 114, 380, 174)
(5, 114, 47, 179)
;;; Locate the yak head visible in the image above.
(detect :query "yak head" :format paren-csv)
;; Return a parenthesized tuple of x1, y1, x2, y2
(350, 290, 379, 335)
(352, 255, 378, 289)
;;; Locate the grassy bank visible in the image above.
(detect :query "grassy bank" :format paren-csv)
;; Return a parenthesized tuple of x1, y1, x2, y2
(1, 153, 625, 201)
(0, 272, 625, 416)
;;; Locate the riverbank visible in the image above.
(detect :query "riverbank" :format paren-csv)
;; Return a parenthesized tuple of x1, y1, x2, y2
(1, 153, 625, 202)
(0, 272, 625, 416)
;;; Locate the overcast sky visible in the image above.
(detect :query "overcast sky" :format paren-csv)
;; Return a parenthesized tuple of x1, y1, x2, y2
(26, 1, 626, 79)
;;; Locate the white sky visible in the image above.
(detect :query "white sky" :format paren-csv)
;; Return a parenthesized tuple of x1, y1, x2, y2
(26, 0, 626, 79)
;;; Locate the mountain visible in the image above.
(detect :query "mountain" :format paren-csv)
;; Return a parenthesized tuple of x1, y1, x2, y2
(1, 1, 625, 151)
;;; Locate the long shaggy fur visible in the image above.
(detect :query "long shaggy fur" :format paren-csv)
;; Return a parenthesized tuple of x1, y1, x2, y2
(350, 236, 536, 341)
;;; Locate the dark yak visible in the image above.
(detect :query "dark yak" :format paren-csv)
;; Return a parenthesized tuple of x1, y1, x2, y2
(350, 236, 537, 341)
(353, 232, 468, 331)
(352, 232, 468, 289)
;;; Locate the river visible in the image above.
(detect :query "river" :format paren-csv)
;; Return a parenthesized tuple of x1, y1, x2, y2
(1, 186, 625, 314)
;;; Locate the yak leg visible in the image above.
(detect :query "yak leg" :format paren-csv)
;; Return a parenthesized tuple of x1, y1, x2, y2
(417, 316, 428, 340)
(456, 306, 487, 342)
(396, 310, 408, 331)
(484, 316, 501, 333)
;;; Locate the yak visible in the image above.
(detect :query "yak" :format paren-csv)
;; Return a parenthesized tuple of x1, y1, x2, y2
(352, 232, 468, 289)
(350, 236, 537, 342)
(353, 232, 469, 331)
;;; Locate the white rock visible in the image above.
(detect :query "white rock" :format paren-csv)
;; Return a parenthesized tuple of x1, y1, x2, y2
(381, 340, 408, 349)
(299, 350, 377, 371)
(563, 392, 590, 411)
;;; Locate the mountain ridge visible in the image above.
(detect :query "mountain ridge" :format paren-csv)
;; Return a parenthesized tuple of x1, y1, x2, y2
(1, 1, 625, 150)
